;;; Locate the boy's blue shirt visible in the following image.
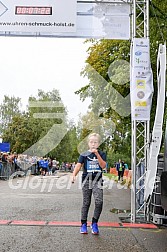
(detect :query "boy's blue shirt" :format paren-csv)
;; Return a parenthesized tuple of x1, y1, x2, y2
(78, 150, 106, 180)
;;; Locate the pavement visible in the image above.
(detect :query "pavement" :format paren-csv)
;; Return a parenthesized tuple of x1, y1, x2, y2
(0, 171, 167, 252)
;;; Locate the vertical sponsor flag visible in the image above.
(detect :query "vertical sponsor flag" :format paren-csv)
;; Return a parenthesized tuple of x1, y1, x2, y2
(130, 38, 154, 121)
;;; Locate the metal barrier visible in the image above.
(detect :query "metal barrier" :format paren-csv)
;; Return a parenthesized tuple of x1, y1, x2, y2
(0, 162, 37, 180)
(0, 162, 13, 180)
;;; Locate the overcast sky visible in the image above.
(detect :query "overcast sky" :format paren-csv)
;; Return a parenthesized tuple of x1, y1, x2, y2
(0, 36, 91, 123)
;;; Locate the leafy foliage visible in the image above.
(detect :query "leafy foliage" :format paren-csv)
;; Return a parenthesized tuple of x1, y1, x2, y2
(0, 95, 21, 133)
(2, 89, 79, 163)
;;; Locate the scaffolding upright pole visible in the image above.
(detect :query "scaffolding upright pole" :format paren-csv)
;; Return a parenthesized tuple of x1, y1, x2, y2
(131, 0, 150, 223)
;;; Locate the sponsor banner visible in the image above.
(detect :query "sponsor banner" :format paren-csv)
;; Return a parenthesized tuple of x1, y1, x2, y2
(130, 38, 154, 121)
(0, 1, 130, 39)
(0, 0, 77, 33)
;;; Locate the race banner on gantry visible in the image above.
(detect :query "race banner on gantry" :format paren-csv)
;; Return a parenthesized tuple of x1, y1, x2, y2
(130, 38, 154, 121)
(0, 0, 77, 33)
(0, 1, 130, 39)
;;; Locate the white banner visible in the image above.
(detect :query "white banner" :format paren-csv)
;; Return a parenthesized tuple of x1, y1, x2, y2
(130, 38, 154, 121)
(47, 2, 130, 39)
(0, 1, 130, 39)
(0, 0, 77, 33)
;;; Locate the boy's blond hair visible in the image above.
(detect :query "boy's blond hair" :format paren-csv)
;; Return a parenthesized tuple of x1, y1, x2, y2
(88, 133, 101, 143)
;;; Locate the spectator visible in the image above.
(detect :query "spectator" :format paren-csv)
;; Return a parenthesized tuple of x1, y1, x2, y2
(48, 158, 53, 175)
(116, 159, 125, 182)
(2, 153, 8, 163)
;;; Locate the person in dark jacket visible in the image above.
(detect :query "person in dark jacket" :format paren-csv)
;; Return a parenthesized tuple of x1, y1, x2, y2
(116, 159, 125, 182)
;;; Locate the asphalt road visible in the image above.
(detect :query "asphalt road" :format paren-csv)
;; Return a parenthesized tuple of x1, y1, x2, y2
(0, 172, 167, 252)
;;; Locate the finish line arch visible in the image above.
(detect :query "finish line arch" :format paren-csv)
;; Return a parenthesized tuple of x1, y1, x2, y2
(0, 0, 166, 224)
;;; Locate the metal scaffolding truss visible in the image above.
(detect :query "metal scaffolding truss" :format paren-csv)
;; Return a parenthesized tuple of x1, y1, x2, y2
(132, 0, 149, 38)
(131, 0, 150, 222)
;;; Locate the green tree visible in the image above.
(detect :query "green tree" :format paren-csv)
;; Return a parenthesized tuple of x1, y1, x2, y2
(52, 121, 79, 163)
(2, 89, 69, 156)
(76, 39, 131, 157)
(2, 113, 37, 153)
(0, 95, 21, 133)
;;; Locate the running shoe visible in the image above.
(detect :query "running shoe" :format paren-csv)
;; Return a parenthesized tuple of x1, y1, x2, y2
(91, 222, 99, 235)
(80, 223, 88, 234)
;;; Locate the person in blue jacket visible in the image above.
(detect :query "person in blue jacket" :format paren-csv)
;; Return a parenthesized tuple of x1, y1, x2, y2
(42, 158, 49, 176)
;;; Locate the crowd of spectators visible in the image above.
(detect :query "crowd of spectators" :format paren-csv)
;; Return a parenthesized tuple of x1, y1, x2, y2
(0, 152, 75, 179)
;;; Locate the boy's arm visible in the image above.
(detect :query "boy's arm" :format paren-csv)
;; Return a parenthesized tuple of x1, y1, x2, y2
(71, 162, 82, 183)
(92, 149, 106, 169)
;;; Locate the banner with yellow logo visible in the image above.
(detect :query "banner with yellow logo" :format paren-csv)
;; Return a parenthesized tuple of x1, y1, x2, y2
(130, 38, 154, 121)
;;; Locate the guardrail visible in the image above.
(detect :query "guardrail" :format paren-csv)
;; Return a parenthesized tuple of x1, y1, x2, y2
(0, 162, 37, 180)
